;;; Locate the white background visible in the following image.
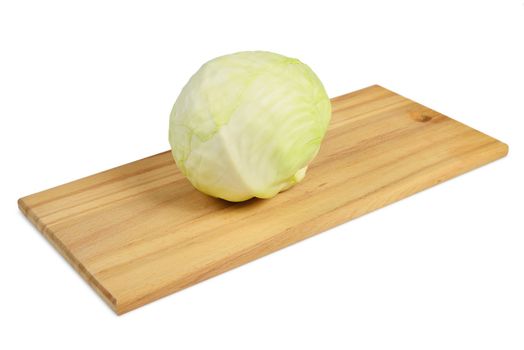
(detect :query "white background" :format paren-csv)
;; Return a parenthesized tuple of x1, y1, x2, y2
(1, 0, 523, 349)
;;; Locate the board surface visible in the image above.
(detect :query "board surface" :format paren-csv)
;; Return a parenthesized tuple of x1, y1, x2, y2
(18, 85, 508, 314)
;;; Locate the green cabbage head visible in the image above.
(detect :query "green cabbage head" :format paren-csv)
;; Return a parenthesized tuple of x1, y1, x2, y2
(169, 51, 331, 202)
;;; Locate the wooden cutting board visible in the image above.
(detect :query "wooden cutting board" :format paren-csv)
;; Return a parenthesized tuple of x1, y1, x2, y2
(18, 85, 508, 314)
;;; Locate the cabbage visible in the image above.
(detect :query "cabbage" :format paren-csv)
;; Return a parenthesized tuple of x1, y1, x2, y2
(169, 51, 331, 202)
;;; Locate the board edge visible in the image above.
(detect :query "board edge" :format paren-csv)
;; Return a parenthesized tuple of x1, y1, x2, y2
(17, 196, 122, 315)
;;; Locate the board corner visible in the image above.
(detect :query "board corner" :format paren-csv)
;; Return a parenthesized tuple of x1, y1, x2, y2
(17, 196, 30, 217)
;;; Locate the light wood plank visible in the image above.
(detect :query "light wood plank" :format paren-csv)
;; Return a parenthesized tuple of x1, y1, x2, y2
(18, 85, 508, 314)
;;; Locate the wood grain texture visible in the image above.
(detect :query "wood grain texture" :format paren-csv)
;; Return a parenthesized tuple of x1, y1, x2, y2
(18, 85, 508, 314)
